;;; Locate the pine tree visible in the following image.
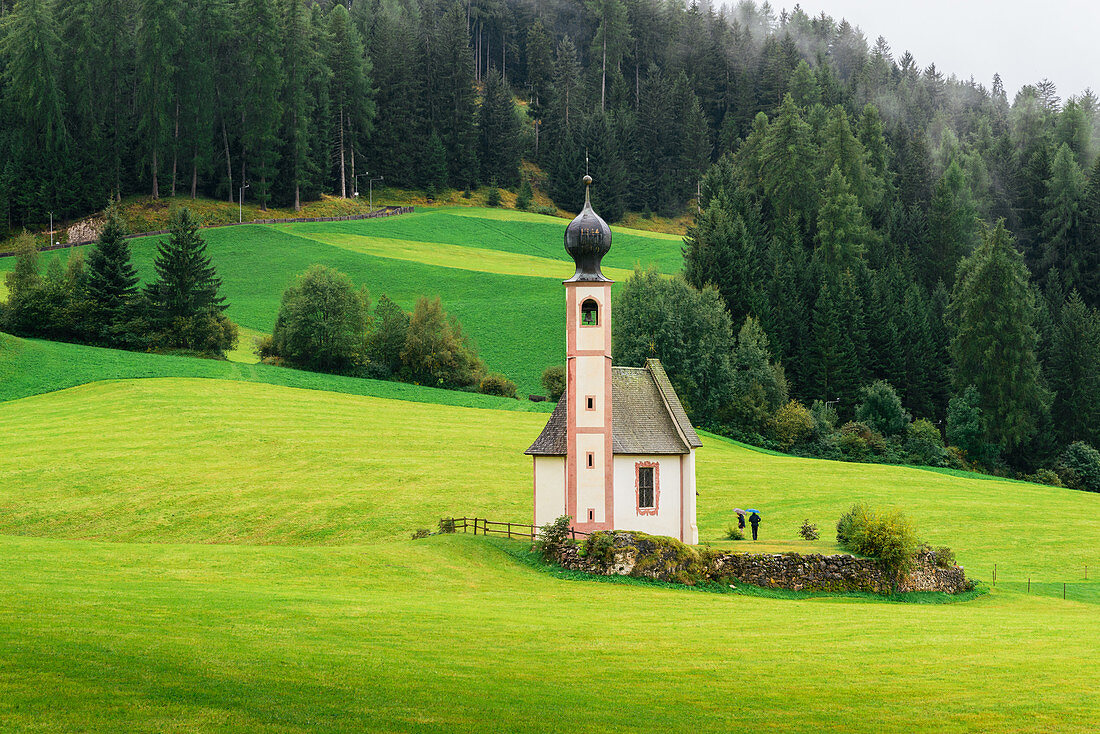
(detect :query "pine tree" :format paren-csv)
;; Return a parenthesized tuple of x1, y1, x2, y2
(926, 159, 979, 286)
(146, 208, 227, 324)
(525, 19, 553, 160)
(135, 0, 182, 199)
(950, 221, 1050, 450)
(683, 194, 762, 325)
(729, 315, 789, 434)
(1041, 143, 1089, 292)
(815, 166, 871, 271)
(759, 94, 817, 228)
(1048, 291, 1100, 446)
(327, 3, 372, 199)
(239, 0, 283, 209)
(430, 2, 479, 189)
(84, 203, 139, 342)
(477, 70, 521, 188)
(280, 0, 318, 211)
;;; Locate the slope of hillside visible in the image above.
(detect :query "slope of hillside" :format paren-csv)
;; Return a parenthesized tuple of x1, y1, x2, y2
(3, 377, 1097, 580)
(1, 377, 1099, 732)
(0, 208, 683, 396)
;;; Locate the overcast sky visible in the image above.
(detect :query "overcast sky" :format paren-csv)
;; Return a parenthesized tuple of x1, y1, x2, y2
(784, 1, 1100, 99)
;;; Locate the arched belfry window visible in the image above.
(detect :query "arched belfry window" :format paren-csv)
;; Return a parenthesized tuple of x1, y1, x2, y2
(581, 298, 599, 326)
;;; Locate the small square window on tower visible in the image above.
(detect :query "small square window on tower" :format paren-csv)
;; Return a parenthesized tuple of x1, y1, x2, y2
(585, 396, 595, 410)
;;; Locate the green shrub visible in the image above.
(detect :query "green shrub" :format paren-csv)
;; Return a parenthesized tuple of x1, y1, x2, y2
(1024, 468, 1063, 487)
(774, 400, 814, 448)
(1057, 441, 1100, 492)
(401, 296, 482, 388)
(516, 179, 533, 210)
(269, 265, 369, 373)
(535, 204, 557, 216)
(534, 515, 573, 562)
(462, 189, 472, 199)
(855, 380, 910, 436)
(905, 418, 947, 467)
(439, 518, 456, 534)
(798, 519, 819, 540)
(725, 526, 745, 541)
(411, 528, 430, 540)
(836, 503, 919, 579)
(478, 372, 517, 398)
(541, 365, 565, 401)
(486, 187, 502, 207)
(934, 546, 956, 568)
(836, 503, 873, 548)
(581, 531, 617, 565)
(840, 421, 886, 456)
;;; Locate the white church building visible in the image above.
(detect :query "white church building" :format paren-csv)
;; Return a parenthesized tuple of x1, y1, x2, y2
(526, 176, 701, 544)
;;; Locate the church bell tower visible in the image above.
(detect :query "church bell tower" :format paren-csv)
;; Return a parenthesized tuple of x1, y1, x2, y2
(563, 175, 614, 533)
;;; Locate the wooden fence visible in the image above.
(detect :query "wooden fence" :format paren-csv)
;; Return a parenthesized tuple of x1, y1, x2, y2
(440, 516, 592, 541)
(0, 205, 414, 258)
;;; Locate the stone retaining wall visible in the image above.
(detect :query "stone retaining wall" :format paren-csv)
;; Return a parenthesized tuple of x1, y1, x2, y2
(553, 531, 971, 595)
(709, 548, 970, 594)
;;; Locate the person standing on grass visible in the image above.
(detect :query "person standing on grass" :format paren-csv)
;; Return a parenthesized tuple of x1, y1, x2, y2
(738, 511, 746, 530)
(749, 511, 761, 541)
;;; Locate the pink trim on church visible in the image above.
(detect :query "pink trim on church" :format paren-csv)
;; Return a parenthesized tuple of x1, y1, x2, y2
(635, 460, 660, 516)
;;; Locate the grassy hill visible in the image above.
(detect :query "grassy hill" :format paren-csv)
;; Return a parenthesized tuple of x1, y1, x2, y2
(1, 377, 1099, 732)
(4, 205, 1100, 731)
(0, 207, 684, 396)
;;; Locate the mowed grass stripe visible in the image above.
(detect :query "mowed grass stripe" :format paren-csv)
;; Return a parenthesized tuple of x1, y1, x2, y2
(0, 333, 553, 411)
(1, 533, 1099, 733)
(282, 207, 685, 272)
(291, 230, 637, 281)
(2, 376, 1098, 583)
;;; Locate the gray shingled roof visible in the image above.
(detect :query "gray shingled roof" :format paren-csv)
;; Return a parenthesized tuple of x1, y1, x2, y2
(525, 359, 702, 456)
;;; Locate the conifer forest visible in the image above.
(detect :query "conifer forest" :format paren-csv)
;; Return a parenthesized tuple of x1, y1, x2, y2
(3, 0, 1100, 475)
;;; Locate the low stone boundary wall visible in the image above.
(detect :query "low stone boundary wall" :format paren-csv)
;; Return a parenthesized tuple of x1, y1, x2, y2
(0, 205, 414, 258)
(552, 531, 970, 595)
(710, 549, 970, 594)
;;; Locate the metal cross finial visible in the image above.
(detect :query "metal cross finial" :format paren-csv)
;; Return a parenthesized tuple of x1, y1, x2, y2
(585, 148, 589, 176)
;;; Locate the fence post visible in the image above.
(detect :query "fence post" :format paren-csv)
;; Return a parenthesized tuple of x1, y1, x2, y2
(1027, 577, 1030, 593)
(1064, 583, 1066, 600)
(993, 563, 996, 587)
(507, 523, 512, 539)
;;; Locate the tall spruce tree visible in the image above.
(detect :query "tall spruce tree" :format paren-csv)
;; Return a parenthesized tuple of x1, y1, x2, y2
(239, 0, 283, 209)
(146, 208, 227, 324)
(1048, 291, 1100, 446)
(950, 220, 1049, 450)
(84, 203, 139, 342)
(1041, 143, 1089, 293)
(477, 70, 521, 187)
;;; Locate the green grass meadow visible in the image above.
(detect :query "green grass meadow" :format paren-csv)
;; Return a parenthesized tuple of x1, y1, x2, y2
(0, 207, 683, 396)
(2, 207, 1100, 731)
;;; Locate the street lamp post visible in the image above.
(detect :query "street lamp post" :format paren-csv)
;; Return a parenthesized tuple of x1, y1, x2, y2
(353, 172, 370, 199)
(369, 176, 384, 212)
(239, 182, 250, 223)
(825, 399, 841, 413)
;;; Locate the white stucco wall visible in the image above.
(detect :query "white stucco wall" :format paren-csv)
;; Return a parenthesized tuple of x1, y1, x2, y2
(573, 355, 607, 429)
(681, 449, 698, 544)
(533, 456, 566, 528)
(575, 433, 607, 524)
(612, 455, 685, 541)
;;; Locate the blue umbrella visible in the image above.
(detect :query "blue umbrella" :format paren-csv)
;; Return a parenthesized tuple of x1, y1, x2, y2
(745, 509, 761, 514)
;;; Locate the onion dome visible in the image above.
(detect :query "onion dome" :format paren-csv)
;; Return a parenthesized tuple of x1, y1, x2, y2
(564, 175, 613, 282)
